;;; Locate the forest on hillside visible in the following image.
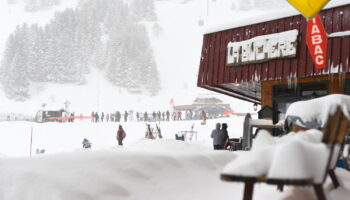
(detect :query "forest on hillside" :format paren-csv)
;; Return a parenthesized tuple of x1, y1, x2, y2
(0, 0, 160, 101)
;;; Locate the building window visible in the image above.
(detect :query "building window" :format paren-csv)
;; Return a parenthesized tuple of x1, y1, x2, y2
(345, 79, 350, 95)
(272, 81, 328, 124)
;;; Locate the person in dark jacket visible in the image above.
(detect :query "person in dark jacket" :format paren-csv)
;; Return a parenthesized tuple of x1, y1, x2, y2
(116, 125, 126, 146)
(136, 112, 140, 121)
(157, 111, 161, 121)
(124, 111, 128, 122)
(82, 138, 91, 148)
(162, 112, 165, 121)
(152, 111, 156, 121)
(95, 112, 99, 122)
(211, 123, 226, 150)
(144, 112, 148, 122)
(116, 111, 121, 122)
(166, 110, 170, 121)
(221, 123, 229, 149)
(101, 112, 105, 122)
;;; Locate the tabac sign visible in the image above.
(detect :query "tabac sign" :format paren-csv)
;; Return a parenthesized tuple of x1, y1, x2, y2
(226, 30, 299, 66)
(306, 15, 328, 70)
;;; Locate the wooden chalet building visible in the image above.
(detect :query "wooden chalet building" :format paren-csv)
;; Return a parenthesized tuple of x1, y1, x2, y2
(173, 97, 232, 119)
(197, 2, 350, 123)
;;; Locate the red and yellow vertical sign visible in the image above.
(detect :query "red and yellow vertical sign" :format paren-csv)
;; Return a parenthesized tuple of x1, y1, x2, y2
(306, 15, 328, 70)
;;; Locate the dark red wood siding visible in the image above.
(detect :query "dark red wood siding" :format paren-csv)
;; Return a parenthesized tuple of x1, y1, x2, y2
(197, 4, 350, 87)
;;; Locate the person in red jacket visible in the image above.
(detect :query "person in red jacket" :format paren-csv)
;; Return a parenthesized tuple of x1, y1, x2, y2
(116, 125, 126, 146)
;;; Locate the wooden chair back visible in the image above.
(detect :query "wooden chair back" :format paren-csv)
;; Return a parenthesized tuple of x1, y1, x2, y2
(321, 106, 350, 183)
(322, 107, 349, 145)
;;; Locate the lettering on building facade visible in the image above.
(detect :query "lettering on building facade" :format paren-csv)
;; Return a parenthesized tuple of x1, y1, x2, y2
(226, 30, 299, 66)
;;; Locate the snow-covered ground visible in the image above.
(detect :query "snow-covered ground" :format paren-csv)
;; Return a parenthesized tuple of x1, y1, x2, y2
(0, 116, 246, 157)
(1, 1, 350, 199)
(0, 116, 350, 200)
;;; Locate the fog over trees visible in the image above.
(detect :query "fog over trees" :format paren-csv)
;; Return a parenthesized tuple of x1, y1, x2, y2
(0, 0, 160, 101)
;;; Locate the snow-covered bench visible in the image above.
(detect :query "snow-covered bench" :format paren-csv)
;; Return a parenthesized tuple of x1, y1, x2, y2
(284, 94, 350, 132)
(220, 95, 350, 200)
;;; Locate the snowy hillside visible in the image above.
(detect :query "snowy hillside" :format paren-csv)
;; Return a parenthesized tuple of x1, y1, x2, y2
(0, 0, 348, 118)
(0, 0, 257, 117)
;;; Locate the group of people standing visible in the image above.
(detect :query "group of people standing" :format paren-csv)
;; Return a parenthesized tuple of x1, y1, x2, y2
(211, 123, 229, 150)
(70, 109, 208, 123)
(91, 111, 128, 123)
(136, 110, 171, 122)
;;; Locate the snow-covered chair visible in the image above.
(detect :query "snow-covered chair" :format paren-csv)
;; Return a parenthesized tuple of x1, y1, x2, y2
(282, 94, 350, 189)
(220, 102, 350, 200)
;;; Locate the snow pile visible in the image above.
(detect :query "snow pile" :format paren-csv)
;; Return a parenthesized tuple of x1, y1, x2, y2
(0, 140, 235, 200)
(267, 140, 328, 183)
(285, 94, 350, 129)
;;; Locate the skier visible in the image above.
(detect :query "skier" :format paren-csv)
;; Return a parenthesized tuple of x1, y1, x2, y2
(124, 111, 128, 122)
(82, 138, 92, 149)
(116, 111, 121, 122)
(116, 125, 126, 146)
(177, 111, 182, 120)
(157, 111, 161, 121)
(201, 110, 207, 125)
(101, 112, 105, 122)
(162, 112, 165, 121)
(95, 112, 99, 122)
(136, 112, 140, 121)
(166, 110, 170, 121)
(144, 112, 148, 122)
(106, 113, 109, 122)
(152, 111, 156, 121)
(91, 112, 95, 122)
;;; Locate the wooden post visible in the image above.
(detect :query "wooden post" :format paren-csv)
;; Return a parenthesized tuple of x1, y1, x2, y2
(30, 127, 33, 157)
(328, 169, 340, 188)
(243, 182, 254, 200)
(313, 184, 326, 200)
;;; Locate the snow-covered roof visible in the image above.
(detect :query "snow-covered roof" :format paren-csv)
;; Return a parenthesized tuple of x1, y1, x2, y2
(204, 0, 350, 34)
(328, 30, 350, 38)
(193, 97, 223, 104)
